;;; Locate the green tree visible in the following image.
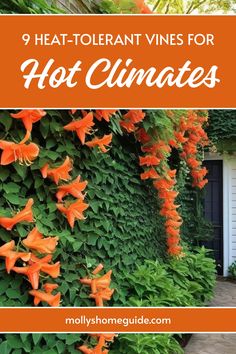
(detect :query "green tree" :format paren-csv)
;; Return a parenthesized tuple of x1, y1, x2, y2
(151, 0, 236, 14)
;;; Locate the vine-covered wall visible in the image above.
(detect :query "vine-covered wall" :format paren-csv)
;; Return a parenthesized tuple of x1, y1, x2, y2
(0, 108, 216, 353)
(0, 110, 165, 308)
(208, 110, 236, 153)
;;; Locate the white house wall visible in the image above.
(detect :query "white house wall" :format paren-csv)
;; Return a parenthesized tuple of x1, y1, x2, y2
(229, 159, 236, 266)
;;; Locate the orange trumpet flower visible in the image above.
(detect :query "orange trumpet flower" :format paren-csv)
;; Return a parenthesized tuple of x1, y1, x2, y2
(56, 198, 89, 229)
(194, 179, 208, 189)
(166, 226, 180, 237)
(64, 112, 95, 145)
(123, 110, 145, 123)
(153, 179, 175, 190)
(0, 240, 15, 256)
(140, 168, 160, 180)
(89, 287, 114, 307)
(79, 335, 109, 354)
(120, 110, 145, 134)
(13, 254, 60, 289)
(135, 128, 151, 144)
(165, 219, 183, 228)
(191, 167, 208, 180)
(11, 109, 46, 132)
(79, 345, 108, 354)
(142, 141, 171, 155)
(139, 155, 161, 167)
(92, 263, 104, 275)
(40, 261, 60, 278)
(94, 110, 117, 122)
(167, 236, 181, 246)
(167, 169, 177, 178)
(90, 334, 117, 343)
(56, 176, 88, 202)
(119, 120, 136, 133)
(168, 245, 183, 256)
(160, 209, 180, 219)
(5, 252, 31, 274)
(29, 289, 61, 307)
(30, 254, 52, 264)
(136, 128, 151, 144)
(168, 139, 178, 148)
(22, 227, 58, 254)
(187, 157, 200, 169)
(41, 156, 73, 185)
(80, 270, 112, 294)
(158, 190, 179, 199)
(161, 200, 179, 211)
(13, 262, 41, 289)
(0, 140, 39, 166)
(0, 198, 34, 231)
(92, 270, 112, 292)
(174, 132, 188, 143)
(85, 134, 112, 153)
(29, 254, 60, 276)
(43, 283, 59, 294)
(141, 144, 158, 154)
(0, 240, 31, 273)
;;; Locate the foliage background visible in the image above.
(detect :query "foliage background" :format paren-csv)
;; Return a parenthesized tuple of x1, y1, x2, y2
(0, 109, 216, 353)
(207, 110, 236, 153)
(0, 109, 165, 305)
(0, 110, 164, 353)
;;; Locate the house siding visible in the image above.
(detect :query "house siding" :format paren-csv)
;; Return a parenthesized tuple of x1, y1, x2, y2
(230, 160, 236, 261)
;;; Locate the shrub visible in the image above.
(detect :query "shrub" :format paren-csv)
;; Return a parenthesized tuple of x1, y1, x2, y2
(110, 334, 184, 354)
(121, 259, 196, 307)
(166, 247, 217, 305)
(108, 247, 216, 354)
(228, 261, 236, 279)
(118, 247, 216, 308)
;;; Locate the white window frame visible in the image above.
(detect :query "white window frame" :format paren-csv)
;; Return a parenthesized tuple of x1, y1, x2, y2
(204, 152, 232, 276)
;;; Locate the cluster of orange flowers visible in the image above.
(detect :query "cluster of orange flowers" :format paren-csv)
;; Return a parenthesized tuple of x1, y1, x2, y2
(133, 110, 209, 256)
(79, 264, 115, 353)
(65, 110, 115, 153)
(120, 110, 146, 133)
(40, 156, 89, 229)
(155, 169, 183, 256)
(0, 109, 115, 167)
(0, 110, 45, 166)
(136, 128, 183, 256)
(167, 111, 209, 189)
(80, 264, 114, 307)
(78, 334, 117, 354)
(179, 111, 209, 189)
(0, 199, 61, 306)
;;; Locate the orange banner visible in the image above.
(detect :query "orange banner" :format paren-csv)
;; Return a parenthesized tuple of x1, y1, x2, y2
(0, 307, 236, 332)
(0, 15, 235, 108)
